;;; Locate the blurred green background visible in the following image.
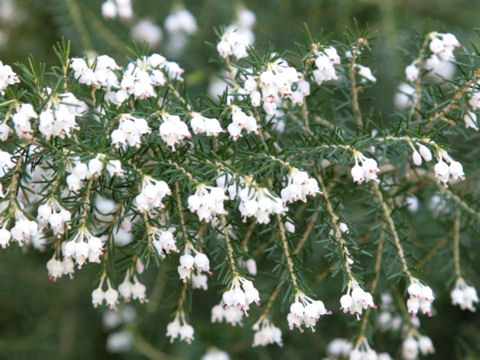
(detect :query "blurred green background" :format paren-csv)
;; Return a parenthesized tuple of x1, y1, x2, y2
(1, 0, 480, 359)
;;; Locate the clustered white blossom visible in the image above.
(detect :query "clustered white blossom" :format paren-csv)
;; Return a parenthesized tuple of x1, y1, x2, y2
(4, 211, 40, 248)
(428, 32, 461, 62)
(71, 55, 120, 89)
(376, 293, 404, 333)
(281, 167, 320, 204)
(211, 302, 244, 327)
(238, 184, 286, 224)
(118, 269, 148, 303)
(402, 332, 435, 360)
(433, 150, 465, 185)
(0, 149, 15, 176)
(12, 103, 38, 139)
(188, 184, 227, 222)
(349, 337, 391, 360)
(221, 276, 260, 317)
(340, 280, 376, 320)
(92, 277, 120, 310)
(252, 316, 283, 347)
(165, 7, 197, 36)
(287, 293, 330, 332)
(73, 53, 184, 105)
(101, 0, 133, 20)
(227, 106, 258, 140)
(465, 84, 480, 131)
(190, 112, 224, 136)
(111, 114, 151, 148)
(410, 143, 432, 166)
(37, 199, 71, 235)
(216, 174, 287, 223)
(166, 312, 195, 344)
(131, 20, 163, 49)
(326, 338, 353, 359)
(350, 151, 380, 184)
(177, 246, 211, 287)
(311, 46, 341, 85)
(354, 64, 377, 83)
(151, 227, 179, 257)
(201, 348, 230, 360)
(0, 60, 19, 94)
(39, 91, 87, 140)
(164, 7, 198, 56)
(450, 278, 479, 312)
(406, 279, 435, 317)
(239, 258, 257, 276)
(217, 30, 251, 60)
(134, 176, 171, 212)
(159, 113, 192, 150)
(242, 58, 310, 115)
(46, 256, 75, 281)
(62, 227, 105, 267)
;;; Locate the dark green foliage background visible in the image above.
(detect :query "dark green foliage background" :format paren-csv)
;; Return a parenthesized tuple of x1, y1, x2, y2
(1, 0, 480, 359)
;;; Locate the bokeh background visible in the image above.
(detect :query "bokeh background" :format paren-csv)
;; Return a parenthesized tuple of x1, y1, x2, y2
(1, 0, 480, 359)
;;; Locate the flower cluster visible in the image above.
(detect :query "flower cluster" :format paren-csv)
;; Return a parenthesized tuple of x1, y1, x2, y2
(151, 227, 179, 257)
(131, 20, 163, 49)
(252, 317, 283, 347)
(37, 199, 71, 235)
(0, 60, 19, 94)
(350, 152, 380, 184)
(71, 55, 120, 89)
(281, 167, 320, 204)
(349, 338, 390, 360)
(12, 103, 38, 139)
(237, 184, 286, 224)
(46, 256, 75, 281)
(243, 58, 310, 115)
(6, 212, 40, 248)
(354, 64, 377, 83)
(402, 333, 435, 360)
(92, 278, 120, 310)
(38, 92, 87, 140)
(0, 149, 15, 176)
(165, 8, 198, 36)
(134, 176, 171, 212)
(62, 227, 104, 267)
(410, 143, 432, 166)
(450, 278, 479, 312)
(159, 113, 192, 150)
(287, 293, 330, 332)
(340, 281, 376, 320)
(217, 30, 250, 60)
(101, 0, 133, 20)
(433, 150, 465, 185)
(166, 312, 195, 344)
(190, 112, 224, 136)
(74, 53, 183, 104)
(113, 55, 176, 101)
(406, 279, 435, 317)
(467, 88, 480, 130)
(326, 338, 352, 358)
(227, 106, 258, 140)
(311, 46, 341, 85)
(111, 114, 151, 148)
(211, 302, 244, 326)
(118, 269, 148, 303)
(429, 32, 461, 62)
(187, 184, 227, 222)
(222, 276, 260, 315)
(177, 246, 211, 286)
